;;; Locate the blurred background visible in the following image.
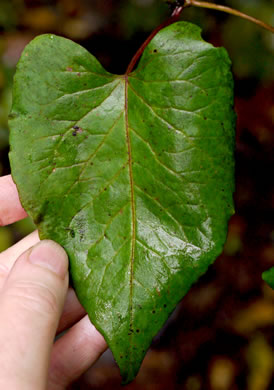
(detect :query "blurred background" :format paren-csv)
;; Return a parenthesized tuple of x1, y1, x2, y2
(0, 0, 273, 388)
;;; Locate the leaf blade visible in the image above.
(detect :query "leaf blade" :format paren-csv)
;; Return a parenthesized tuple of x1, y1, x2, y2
(9, 22, 235, 383)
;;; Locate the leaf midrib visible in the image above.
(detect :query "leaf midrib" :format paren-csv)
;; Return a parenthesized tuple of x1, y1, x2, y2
(124, 74, 136, 354)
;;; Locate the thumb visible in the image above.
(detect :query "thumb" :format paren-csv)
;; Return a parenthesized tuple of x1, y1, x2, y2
(0, 240, 68, 390)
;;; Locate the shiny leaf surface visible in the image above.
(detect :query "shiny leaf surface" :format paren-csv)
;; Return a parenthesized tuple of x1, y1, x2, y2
(9, 22, 235, 382)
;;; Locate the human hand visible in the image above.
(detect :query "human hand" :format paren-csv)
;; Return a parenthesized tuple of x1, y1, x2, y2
(0, 175, 107, 390)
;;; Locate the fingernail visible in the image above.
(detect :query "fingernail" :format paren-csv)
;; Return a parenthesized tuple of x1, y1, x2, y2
(28, 240, 68, 279)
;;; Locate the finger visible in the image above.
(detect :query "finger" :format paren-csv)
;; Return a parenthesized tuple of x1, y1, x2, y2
(0, 230, 86, 332)
(0, 175, 28, 226)
(0, 240, 68, 390)
(0, 230, 39, 270)
(49, 316, 107, 390)
(57, 288, 86, 334)
(0, 230, 40, 290)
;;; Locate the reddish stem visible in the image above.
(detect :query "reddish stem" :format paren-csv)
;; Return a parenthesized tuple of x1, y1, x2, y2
(125, 6, 184, 75)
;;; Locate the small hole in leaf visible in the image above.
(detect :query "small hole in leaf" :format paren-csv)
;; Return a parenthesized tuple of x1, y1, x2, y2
(70, 230, 75, 238)
(136, 329, 140, 333)
(152, 310, 155, 314)
(153, 49, 157, 53)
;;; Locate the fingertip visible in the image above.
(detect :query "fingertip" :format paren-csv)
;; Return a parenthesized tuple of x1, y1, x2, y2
(0, 241, 69, 388)
(28, 240, 69, 280)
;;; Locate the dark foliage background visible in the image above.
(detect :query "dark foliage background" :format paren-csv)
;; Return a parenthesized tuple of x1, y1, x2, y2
(0, 1, 273, 389)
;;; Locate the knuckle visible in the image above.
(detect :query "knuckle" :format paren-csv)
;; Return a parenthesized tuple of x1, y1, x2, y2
(7, 279, 59, 316)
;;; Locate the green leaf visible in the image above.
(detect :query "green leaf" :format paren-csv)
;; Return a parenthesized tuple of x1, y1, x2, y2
(9, 22, 235, 383)
(262, 267, 274, 289)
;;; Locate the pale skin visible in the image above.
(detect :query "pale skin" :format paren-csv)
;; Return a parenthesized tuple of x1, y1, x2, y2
(0, 175, 107, 390)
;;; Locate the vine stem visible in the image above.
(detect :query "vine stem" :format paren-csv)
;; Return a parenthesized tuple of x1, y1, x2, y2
(186, 0, 274, 34)
(126, 0, 274, 74)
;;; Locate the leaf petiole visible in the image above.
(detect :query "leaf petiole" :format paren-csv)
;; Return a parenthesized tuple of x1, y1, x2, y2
(128, 0, 273, 74)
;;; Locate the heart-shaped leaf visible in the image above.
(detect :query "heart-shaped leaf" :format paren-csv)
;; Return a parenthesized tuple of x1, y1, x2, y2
(9, 22, 235, 382)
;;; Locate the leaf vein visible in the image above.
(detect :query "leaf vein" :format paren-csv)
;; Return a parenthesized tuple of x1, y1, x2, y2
(136, 238, 172, 278)
(129, 126, 186, 181)
(96, 237, 131, 297)
(134, 184, 188, 240)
